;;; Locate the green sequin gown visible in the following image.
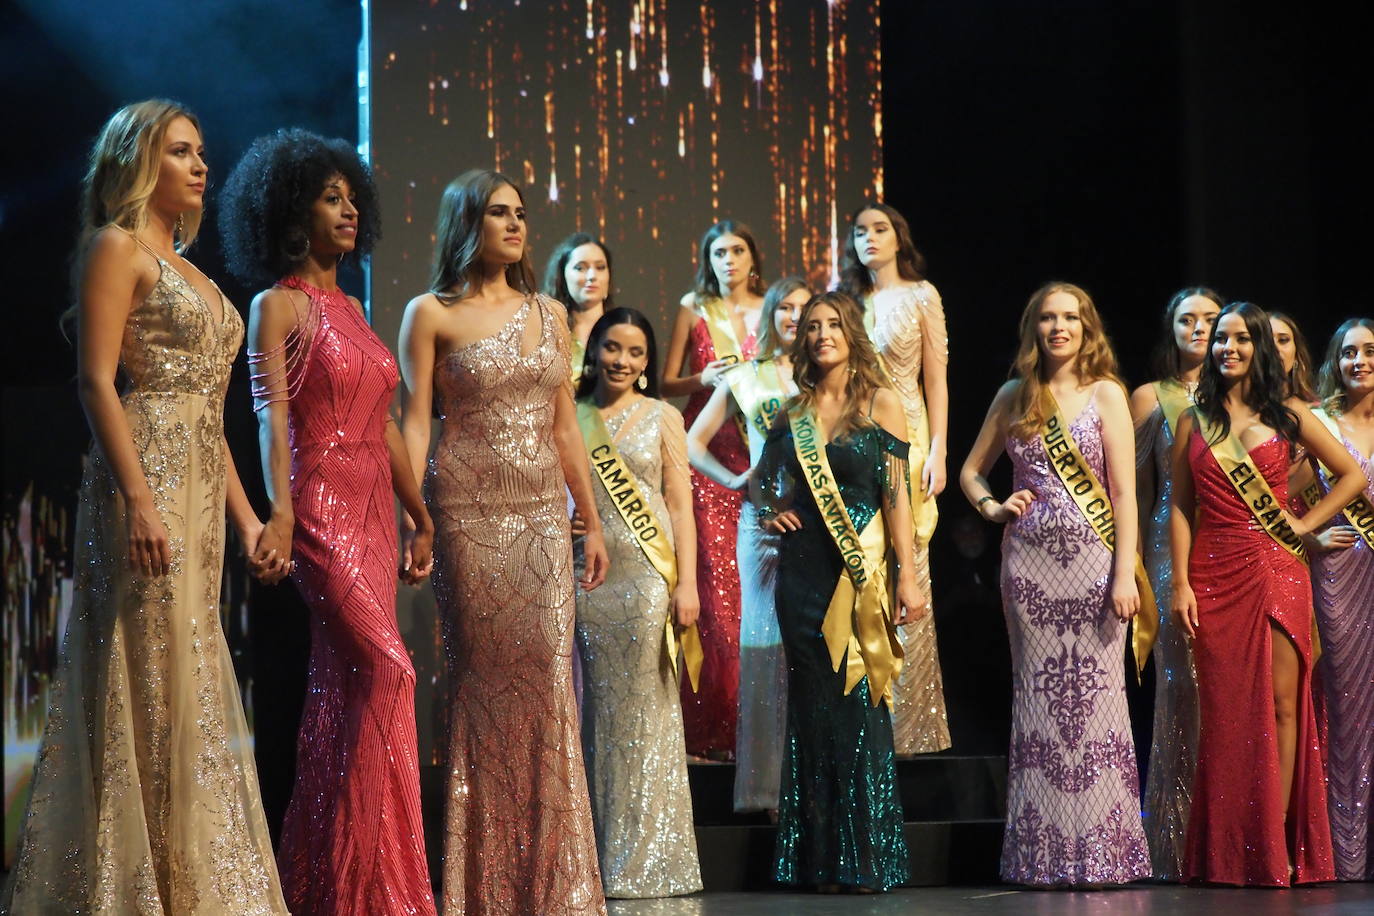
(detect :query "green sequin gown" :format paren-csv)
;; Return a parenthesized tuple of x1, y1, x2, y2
(758, 420, 911, 892)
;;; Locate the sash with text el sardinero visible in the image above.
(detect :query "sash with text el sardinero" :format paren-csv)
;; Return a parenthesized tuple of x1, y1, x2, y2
(1298, 407, 1374, 552)
(789, 407, 903, 706)
(1040, 392, 1158, 677)
(577, 400, 703, 690)
(1194, 408, 1308, 564)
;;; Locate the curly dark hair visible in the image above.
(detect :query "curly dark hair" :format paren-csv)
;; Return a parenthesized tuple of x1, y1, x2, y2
(218, 128, 380, 286)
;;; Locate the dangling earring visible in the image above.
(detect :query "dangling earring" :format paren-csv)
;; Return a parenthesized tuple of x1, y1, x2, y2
(173, 213, 184, 243)
(636, 373, 648, 391)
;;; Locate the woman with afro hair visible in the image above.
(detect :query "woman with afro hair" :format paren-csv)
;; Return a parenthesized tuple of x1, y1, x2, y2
(219, 129, 437, 915)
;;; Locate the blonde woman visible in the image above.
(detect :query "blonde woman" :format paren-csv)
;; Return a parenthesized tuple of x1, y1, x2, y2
(4, 100, 287, 913)
(959, 282, 1149, 886)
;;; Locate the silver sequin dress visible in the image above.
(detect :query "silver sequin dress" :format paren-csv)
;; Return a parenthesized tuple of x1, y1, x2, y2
(3, 249, 287, 914)
(1136, 402, 1199, 880)
(573, 397, 702, 898)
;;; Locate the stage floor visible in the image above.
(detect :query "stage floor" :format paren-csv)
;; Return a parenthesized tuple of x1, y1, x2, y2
(608, 883, 1374, 914)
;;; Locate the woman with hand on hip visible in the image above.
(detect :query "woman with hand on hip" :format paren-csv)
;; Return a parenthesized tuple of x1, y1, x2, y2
(959, 282, 1149, 887)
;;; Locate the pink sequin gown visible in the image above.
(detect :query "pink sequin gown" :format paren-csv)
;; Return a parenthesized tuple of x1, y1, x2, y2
(1183, 430, 1334, 885)
(427, 294, 605, 915)
(263, 277, 435, 915)
(680, 316, 754, 757)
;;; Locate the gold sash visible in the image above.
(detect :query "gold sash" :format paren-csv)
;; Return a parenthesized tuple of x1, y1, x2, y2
(725, 358, 788, 441)
(1041, 395, 1158, 678)
(1300, 409, 1374, 552)
(569, 334, 587, 386)
(1196, 410, 1307, 563)
(789, 407, 903, 706)
(1152, 379, 1194, 438)
(576, 400, 703, 690)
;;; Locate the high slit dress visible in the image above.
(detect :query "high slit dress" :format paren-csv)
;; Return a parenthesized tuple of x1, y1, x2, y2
(1182, 430, 1334, 885)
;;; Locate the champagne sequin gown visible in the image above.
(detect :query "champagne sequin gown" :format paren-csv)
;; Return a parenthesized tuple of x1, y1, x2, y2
(1135, 402, 1199, 880)
(679, 314, 755, 757)
(1182, 430, 1333, 885)
(1310, 436, 1374, 881)
(573, 398, 702, 898)
(865, 283, 951, 755)
(3, 247, 288, 914)
(257, 278, 434, 915)
(426, 295, 605, 915)
(999, 399, 1150, 886)
(758, 422, 911, 892)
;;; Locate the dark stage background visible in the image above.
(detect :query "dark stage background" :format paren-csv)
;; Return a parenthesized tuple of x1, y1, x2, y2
(4, 0, 1370, 865)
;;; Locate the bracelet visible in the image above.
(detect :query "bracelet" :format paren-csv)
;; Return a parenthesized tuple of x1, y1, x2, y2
(976, 495, 996, 509)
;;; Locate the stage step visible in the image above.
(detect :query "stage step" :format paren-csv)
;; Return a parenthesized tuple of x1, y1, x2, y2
(418, 754, 1008, 889)
(695, 820, 1006, 890)
(687, 754, 1008, 824)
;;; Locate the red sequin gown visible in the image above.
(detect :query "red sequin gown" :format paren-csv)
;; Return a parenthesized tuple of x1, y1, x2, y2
(262, 278, 435, 915)
(680, 316, 755, 757)
(1183, 430, 1334, 885)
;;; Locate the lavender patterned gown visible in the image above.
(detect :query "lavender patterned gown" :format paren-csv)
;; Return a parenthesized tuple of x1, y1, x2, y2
(999, 398, 1150, 886)
(1311, 436, 1374, 881)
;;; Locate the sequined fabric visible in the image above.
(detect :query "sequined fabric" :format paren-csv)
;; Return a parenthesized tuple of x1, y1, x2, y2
(1135, 404, 1199, 880)
(1307, 437, 1374, 880)
(260, 278, 434, 915)
(865, 283, 951, 755)
(1183, 431, 1334, 885)
(999, 400, 1150, 887)
(678, 316, 753, 757)
(3, 254, 287, 914)
(732, 367, 795, 813)
(733, 505, 787, 811)
(573, 398, 702, 898)
(760, 422, 911, 891)
(427, 295, 605, 915)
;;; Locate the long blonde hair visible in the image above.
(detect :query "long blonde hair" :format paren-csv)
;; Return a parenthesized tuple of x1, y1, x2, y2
(1009, 281, 1124, 437)
(787, 291, 890, 438)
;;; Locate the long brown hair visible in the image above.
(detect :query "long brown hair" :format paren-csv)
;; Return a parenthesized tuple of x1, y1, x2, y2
(1269, 310, 1318, 403)
(1009, 282, 1125, 438)
(1318, 317, 1374, 415)
(1149, 286, 1225, 381)
(755, 276, 810, 359)
(542, 231, 614, 329)
(787, 291, 890, 438)
(838, 201, 927, 298)
(691, 220, 766, 305)
(72, 100, 203, 301)
(429, 169, 537, 302)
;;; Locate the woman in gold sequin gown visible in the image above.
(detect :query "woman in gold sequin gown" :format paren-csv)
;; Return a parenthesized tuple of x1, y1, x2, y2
(399, 170, 610, 916)
(571, 309, 702, 898)
(841, 203, 951, 755)
(3, 101, 288, 915)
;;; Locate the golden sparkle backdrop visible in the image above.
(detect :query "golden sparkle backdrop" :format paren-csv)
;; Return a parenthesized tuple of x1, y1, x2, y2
(367, 0, 885, 759)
